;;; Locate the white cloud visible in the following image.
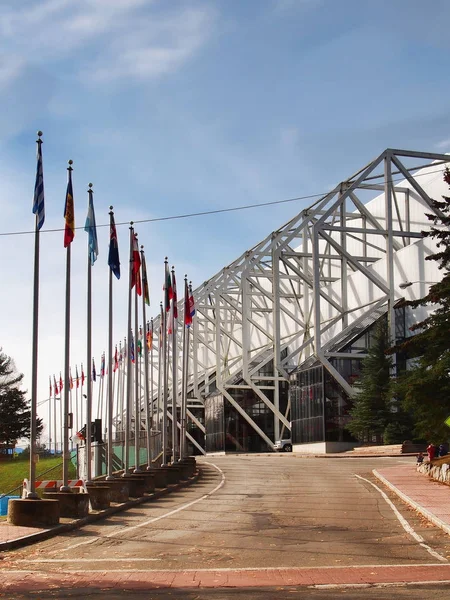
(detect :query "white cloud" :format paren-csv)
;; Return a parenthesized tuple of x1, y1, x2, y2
(435, 138, 450, 150)
(0, 1, 216, 83)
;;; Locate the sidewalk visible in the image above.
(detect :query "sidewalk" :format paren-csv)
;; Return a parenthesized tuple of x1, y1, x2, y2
(0, 472, 200, 552)
(374, 463, 450, 536)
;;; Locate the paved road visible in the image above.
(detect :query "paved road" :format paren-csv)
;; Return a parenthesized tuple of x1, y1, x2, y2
(2, 455, 450, 598)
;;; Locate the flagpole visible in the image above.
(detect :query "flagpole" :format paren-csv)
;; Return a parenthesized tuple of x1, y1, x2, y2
(149, 319, 154, 467)
(28, 131, 44, 498)
(124, 224, 134, 475)
(48, 377, 52, 456)
(171, 266, 178, 464)
(61, 159, 74, 492)
(157, 304, 163, 458)
(180, 275, 188, 460)
(162, 258, 170, 466)
(85, 195, 93, 484)
(140, 247, 152, 470)
(134, 275, 141, 472)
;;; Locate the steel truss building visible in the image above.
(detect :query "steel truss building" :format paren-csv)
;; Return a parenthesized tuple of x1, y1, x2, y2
(149, 148, 450, 455)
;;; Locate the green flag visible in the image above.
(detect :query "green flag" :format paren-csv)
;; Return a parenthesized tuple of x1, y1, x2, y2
(445, 416, 450, 428)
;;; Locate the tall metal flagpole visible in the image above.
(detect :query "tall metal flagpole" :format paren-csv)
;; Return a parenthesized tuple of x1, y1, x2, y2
(107, 206, 120, 479)
(162, 258, 171, 466)
(85, 181, 98, 485)
(171, 267, 178, 463)
(29, 131, 44, 498)
(180, 276, 188, 460)
(140, 247, 152, 470)
(124, 224, 134, 475)
(62, 159, 74, 492)
(157, 304, 163, 457)
(134, 272, 141, 472)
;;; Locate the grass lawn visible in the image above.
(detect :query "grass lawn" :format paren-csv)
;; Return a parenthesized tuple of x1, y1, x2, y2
(0, 455, 77, 497)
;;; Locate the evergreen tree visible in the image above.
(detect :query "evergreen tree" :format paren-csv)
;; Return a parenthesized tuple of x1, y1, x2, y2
(0, 349, 43, 445)
(391, 168, 450, 444)
(347, 320, 393, 443)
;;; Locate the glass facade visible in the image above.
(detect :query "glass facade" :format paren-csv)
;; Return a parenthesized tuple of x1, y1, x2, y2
(204, 357, 289, 453)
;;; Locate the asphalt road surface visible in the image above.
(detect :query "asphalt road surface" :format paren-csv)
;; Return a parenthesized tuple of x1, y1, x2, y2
(2, 455, 450, 598)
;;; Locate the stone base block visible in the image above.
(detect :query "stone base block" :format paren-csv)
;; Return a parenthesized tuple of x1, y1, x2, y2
(86, 485, 111, 510)
(42, 491, 90, 519)
(7, 498, 60, 527)
(120, 475, 147, 498)
(146, 467, 167, 488)
(92, 480, 130, 503)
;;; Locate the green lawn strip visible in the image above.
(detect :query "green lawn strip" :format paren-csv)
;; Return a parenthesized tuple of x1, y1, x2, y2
(0, 456, 77, 497)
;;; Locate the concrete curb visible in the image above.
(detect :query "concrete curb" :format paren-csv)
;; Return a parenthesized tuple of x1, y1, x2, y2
(373, 469, 450, 537)
(0, 468, 201, 552)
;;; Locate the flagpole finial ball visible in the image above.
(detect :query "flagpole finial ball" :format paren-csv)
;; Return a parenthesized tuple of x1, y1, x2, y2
(165, 256, 168, 261)
(109, 205, 113, 210)
(130, 221, 134, 226)
(141, 245, 144, 250)
(68, 159, 73, 165)
(37, 130, 43, 137)
(88, 183, 93, 188)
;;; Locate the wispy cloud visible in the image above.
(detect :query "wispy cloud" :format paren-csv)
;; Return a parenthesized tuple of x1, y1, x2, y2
(0, 1, 216, 83)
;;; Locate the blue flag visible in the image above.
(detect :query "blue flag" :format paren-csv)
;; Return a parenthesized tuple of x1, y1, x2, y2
(108, 210, 120, 279)
(32, 136, 45, 230)
(84, 186, 98, 265)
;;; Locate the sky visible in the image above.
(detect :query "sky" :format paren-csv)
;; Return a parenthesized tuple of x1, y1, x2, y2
(1, 0, 450, 437)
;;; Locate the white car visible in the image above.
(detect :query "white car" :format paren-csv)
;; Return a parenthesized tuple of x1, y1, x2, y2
(273, 438, 292, 452)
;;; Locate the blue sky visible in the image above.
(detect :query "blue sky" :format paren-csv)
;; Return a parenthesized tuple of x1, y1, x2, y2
(1, 0, 450, 431)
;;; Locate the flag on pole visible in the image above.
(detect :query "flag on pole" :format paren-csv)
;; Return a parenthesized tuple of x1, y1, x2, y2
(141, 250, 150, 306)
(138, 337, 142, 357)
(131, 233, 142, 295)
(69, 368, 74, 390)
(172, 269, 178, 319)
(92, 359, 97, 382)
(108, 210, 120, 279)
(32, 133, 45, 230)
(63, 164, 75, 247)
(113, 346, 119, 372)
(84, 185, 98, 265)
(147, 320, 153, 350)
(164, 260, 173, 312)
(81, 364, 85, 386)
(49, 376, 52, 399)
(53, 375, 58, 396)
(100, 353, 105, 378)
(76, 365, 79, 388)
(168, 267, 178, 334)
(130, 333, 135, 363)
(189, 282, 196, 322)
(184, 278, 192, 327)
(59, 372, 63, 392)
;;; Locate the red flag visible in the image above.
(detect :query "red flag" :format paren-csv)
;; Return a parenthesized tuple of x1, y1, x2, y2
(76, 365, 80, 388)
(81, 364, 85, 386)
(63, 166, 75, 247)
(131, 232, 142, 295)
(163, 259, 173, 311)
(59, 372, 63, 392)
(184, 278, 192, 326)
(69, 368, 74, 390)
(172, 269, 178, 319)
(49, 376, 52, 399)
(146, 320, 153, 350)
(53, 375, 59, 396)
(113, 346, 119, 372)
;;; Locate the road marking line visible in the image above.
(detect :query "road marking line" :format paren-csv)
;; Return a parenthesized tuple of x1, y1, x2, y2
(59, 462, 225, 551)
(16, 558, 162, 563)
(355, 474, 447, 563)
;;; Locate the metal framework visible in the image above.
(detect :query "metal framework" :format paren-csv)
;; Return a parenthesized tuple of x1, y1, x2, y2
(148, 149, 450, 453)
